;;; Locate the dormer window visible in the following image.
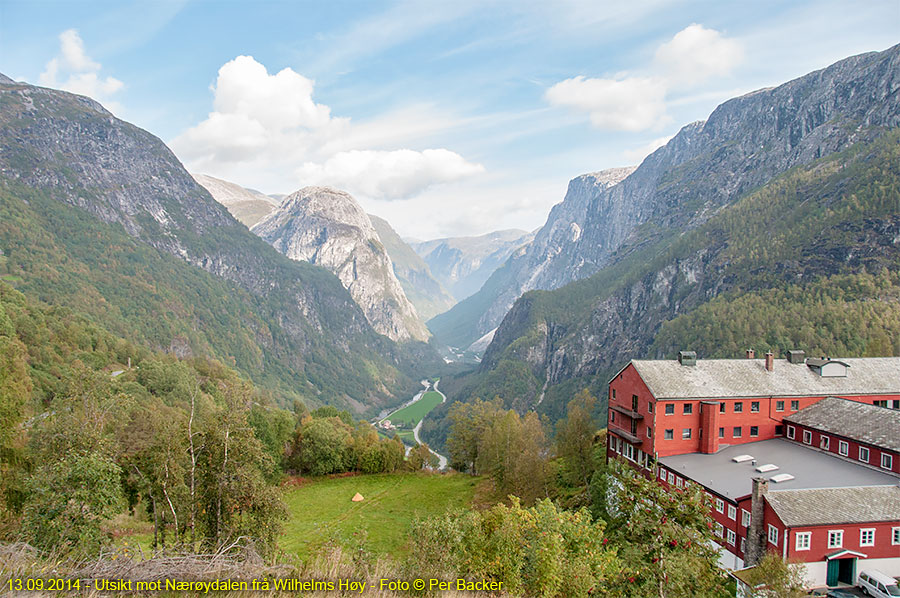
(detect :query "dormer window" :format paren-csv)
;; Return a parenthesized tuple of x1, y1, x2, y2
(806, 358, 849, 377)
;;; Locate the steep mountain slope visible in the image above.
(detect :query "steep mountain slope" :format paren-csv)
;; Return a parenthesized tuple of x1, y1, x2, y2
(431, 44, 900, 349)
(0, 76, 433, 414)
(193, 173, 278, 227)
(425, 45, 900, 429)
(369, 215, 456, 320)
(252, 187, 430, 342)
(413, 229, 534, 305)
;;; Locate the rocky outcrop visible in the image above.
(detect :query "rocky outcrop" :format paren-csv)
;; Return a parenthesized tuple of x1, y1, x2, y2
(253, 187, 430, 342)
(433, 44, 900, 349)
(193, 173, 278, 227)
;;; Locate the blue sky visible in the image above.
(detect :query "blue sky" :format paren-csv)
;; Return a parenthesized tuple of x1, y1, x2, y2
(1, 0, 898, 239)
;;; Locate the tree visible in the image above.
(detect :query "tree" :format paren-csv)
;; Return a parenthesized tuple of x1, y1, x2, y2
(0, 333, 31, 516)
(477, 410, 551, 505)
(556, 389, 598, 487)
(291, 416, 351, 476)
(740, 553, 808, 598)
(446, 398, 502, 473)
(408, 443, 439, 470)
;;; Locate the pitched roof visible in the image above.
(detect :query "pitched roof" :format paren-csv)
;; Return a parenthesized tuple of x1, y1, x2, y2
(784, 397, 900, 452)
(629, 357, 900, 400)
(659, 438, 898, 500)
(765, 485, 900, 527)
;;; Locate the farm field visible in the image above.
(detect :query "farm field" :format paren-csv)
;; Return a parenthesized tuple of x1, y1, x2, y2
(281, 472, 478, 558)
(385, 391, 443, 427)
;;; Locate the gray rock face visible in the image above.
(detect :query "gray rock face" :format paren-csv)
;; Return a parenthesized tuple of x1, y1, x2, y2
(413, 229, 535, 301)
(434, 44, 900, 348)
(193, 173, 278, 227)
(253, 187, 430, 342)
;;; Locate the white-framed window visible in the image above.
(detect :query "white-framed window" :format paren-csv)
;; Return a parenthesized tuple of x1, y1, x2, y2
(820, 436, 830, 450)
(727, 505, 736, 521)
(802, 430, 812, 444)
(795, 532, 811, 551)
(775, 400, 785, 412)
(768, 524, 779, 545)
(893, 527, 900, 545)
(715, 498, 724, 513)
(659, 468, 667, 481)
(715, 522, 724, 538)
(665, 429, 674, 440)
(751, 401, 760, 413)
(741, 510, 751, 528)
(859, 446, 870, 463)
(882, 453, 893, 470)
(682, 428, 692, 440)
(828, 530, 843, 548)
(839, 441, 849, 456)
(727, 529, 736, 545)
(787, 425, 795, 439)
(740, 538, 745, 553)
(668, 471, 675, 484)
(860, 529, 875, 547)
(623, 443, 635, 461)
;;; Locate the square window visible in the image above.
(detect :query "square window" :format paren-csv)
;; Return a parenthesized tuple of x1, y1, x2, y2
(682, 428, 692, 440)
(734, 402, 743, 413)
(839, 441, 849, 456)
(751, 401, 760, 413)
(803, 430, 812, 444)
(791, 400, 799, 411)
(775, 425, 784, 436)
(893, 527, 900, 545)
(828, 530, 843, 549)
(727, 529, 736, 545)
(727, 505, 736, 520)
(659, 468, 666, 481)
(820, 436, 830, 450)
(683, 403, 693, 414)
(787, 425, 796, 439)
(665, 429, 674, 440)
(715, 498, 724, 513)
(665, 403, 674, 415)
(741, 510, 751, 528)
(719, 402, 725, 414)
(750, 426, 759, 437)
(668, 471, 675, 484)
(768, 524, 778, 545)
(860, 529, 875, 547)
(719, 427, 725, 438)
(775, 400, 785, 412)
(675, 477, 683, 488)
(733, 426, 742, 438)
(882, 453, 893, 470)
(859, 447, 870, 463)
(795, 532, 811, 551)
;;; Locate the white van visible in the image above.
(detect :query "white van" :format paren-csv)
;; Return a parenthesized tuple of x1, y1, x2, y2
(858, 570, 900, 598)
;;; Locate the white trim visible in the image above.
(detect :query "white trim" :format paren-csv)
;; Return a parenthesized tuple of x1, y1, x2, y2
(838, 440, 849, 456)
(892, 526, 900, 546)
(881, 453, 893, 470)
(787, 425, 795, 439)
(860, 528, 875, 547)
(827, 529, 843, 549)
(795, 531, 811, 551)
(768, 524, 778, 545)
(859, 446, 870, 463)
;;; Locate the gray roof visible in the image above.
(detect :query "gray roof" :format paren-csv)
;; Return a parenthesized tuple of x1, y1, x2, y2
(765, 485, 900, 527)
(659, 438, 899, 501)
(630, 357, 900, 400)
(785, 397, 900, 452)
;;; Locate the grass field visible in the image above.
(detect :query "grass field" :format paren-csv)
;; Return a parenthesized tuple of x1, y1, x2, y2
(394, 429, 416, 445)
(281, 472, 477, 559)
(385, 391, 443, 427)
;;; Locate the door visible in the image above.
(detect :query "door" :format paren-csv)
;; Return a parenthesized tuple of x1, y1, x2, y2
(837, 558, 855, 585)
(826, 559, 839, 587)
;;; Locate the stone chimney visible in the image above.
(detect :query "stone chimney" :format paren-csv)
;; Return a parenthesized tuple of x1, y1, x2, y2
(765, 352, 774, 372)
(745, 477, 770, 566)
(745, 349, 755, 359)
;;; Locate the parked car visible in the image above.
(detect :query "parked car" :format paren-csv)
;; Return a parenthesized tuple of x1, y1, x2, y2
(858, 570, 900, 598)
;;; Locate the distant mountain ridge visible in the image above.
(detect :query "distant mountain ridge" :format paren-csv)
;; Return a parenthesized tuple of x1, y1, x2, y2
(193, 173, 278, 227)
(252, 187, 430, 342)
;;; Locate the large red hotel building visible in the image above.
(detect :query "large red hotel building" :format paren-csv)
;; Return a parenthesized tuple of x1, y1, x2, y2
(606, 351, 900, 590)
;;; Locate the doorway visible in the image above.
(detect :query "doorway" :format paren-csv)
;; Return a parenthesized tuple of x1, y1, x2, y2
(826, 557, 856, 586)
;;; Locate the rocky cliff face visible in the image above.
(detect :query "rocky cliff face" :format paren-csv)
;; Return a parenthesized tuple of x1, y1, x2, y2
(253, 187, 430, 342)
(0, 76, 430, 411)
(193, 173, 278, 227)
(432, 44, 900, 349)
(369, 215, 456, 321)
(413, 229, 534, 302)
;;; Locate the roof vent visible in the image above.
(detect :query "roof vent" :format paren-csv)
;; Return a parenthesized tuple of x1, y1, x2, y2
(678, 351, 697, 366)
(787, 350, 805, 364)
(755, 463, 779, 473)
(732, 455, 754, 463)
(770, 473, 795, 483)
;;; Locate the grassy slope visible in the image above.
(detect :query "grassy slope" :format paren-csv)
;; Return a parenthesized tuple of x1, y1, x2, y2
(280, 473, 478, 558)
(385, 391, 444, 427)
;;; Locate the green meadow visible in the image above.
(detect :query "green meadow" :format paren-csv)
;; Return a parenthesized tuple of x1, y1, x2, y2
(385, 391, 443, 427)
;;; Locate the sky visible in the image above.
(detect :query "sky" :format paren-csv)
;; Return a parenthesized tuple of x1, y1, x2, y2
(1, 1, 898, 240)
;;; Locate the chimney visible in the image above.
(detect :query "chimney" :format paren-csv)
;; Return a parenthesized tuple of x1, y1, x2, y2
(787, 350, 805, 364)
(765, 352, 774, 372)
(745, 477, 770, 566)
(745, 349, 755, 359)
(699, 401, 720, 454)
(678, 351, 697, 366)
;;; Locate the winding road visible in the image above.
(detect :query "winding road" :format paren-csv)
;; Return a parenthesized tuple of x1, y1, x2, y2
(412, 379, 448, 470)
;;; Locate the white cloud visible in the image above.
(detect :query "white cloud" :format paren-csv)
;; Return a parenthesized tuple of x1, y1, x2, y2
(297, 149, 484, 200)
(623, 134, 674, 163)
(544, 75, 668, 131)
(654, 24, 743, 88)
(545, 24, 741, 132)
(39, 29, 123, 110)
(171, 56, 482, 200)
